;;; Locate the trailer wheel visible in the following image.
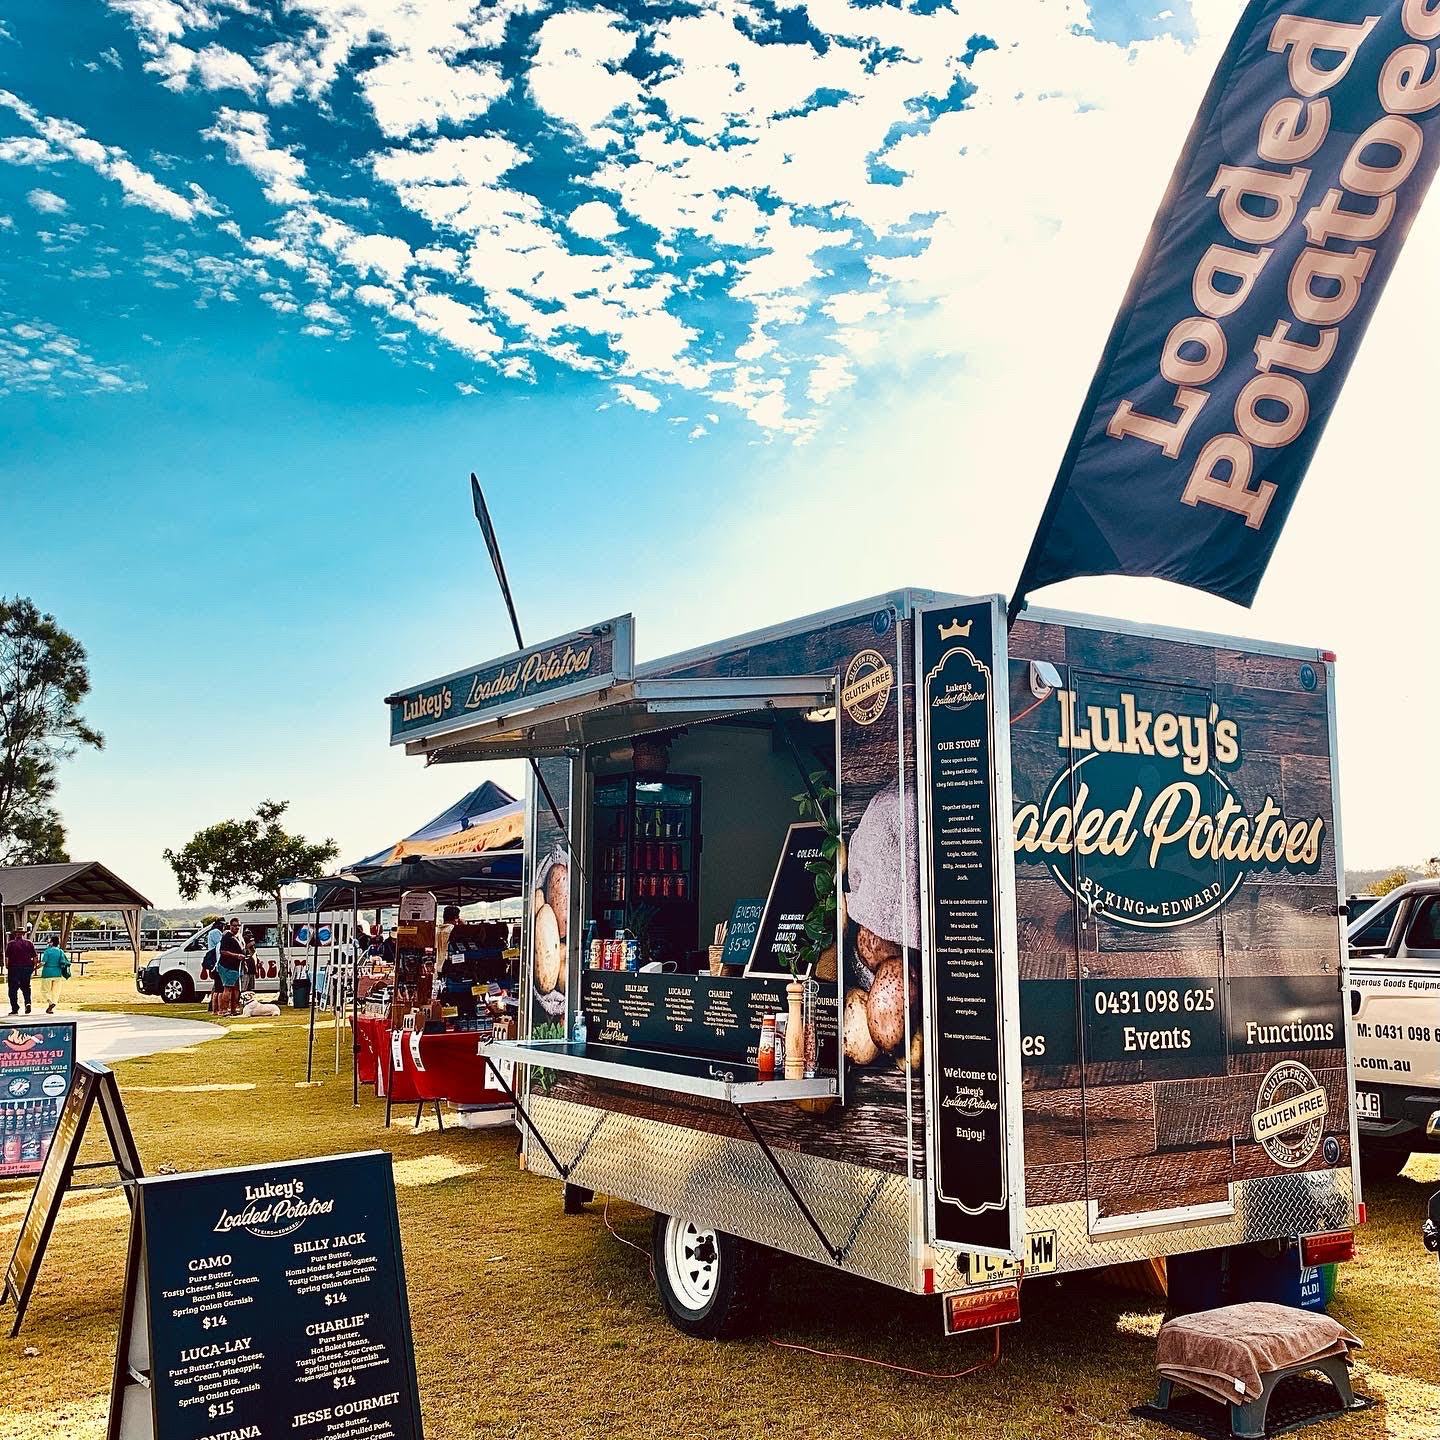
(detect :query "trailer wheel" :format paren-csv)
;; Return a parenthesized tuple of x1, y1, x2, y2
(1359, 1144, 1410, 1182)
(651, 1213, 764, 1339)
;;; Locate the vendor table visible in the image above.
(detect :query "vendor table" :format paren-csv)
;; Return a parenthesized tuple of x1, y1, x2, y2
(483, 1038, 837, 1105)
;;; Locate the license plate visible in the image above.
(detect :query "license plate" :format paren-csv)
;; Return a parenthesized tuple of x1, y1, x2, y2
(959, 1229, 1058, 1284)
(1355, 1088, 1381, 1121)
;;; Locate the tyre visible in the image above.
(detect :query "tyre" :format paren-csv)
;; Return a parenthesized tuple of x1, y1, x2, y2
(1359, 1143, 1410, 1182)
(160, 972, 194, 1004)
(651, 1213, 765, 1339)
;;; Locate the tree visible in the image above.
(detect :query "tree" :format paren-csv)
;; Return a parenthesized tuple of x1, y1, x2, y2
(164, 800, 336, 1004)
(1367, 869, 1411, 898)
(0, 597, 103, 864)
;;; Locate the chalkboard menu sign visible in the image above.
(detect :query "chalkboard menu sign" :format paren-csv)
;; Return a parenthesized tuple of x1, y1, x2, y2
(719, 898, 764, 970)
(745, 822, 825, 977)
(917, 599, 1018, 1256)
(581, 970, 838, 1073)
(6, 1059, 142, 1338)
(108, 1151, 422, 1440)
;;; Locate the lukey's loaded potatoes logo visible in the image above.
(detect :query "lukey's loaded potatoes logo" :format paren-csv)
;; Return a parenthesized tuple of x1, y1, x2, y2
(1014, 690, 1325, 929)
(397, 640, 596, 730)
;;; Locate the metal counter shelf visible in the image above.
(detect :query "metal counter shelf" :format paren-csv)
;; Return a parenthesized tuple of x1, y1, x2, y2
(480, 1038, 836, 1106)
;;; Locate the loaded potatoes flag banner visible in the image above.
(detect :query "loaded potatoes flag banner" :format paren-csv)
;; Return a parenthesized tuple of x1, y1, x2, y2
(1015, 0, 1440, 610)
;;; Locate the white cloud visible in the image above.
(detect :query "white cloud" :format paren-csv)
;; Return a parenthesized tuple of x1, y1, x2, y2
(1, 89, 210, 220)
(0, 136, 59, 166)
(614, 382, 659, 412)
(204, 108, 309, 204)
(567, 201, 621, 240)
(528, 9, 640, 148)
(26, 187, 67, 214)
(0, 315, 139, 395)
(155, 41, 262, 94)
(360, 49, 505, 138)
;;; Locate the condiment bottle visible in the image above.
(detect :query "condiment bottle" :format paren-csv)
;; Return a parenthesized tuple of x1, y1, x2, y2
(756, 1015, 776, 1079)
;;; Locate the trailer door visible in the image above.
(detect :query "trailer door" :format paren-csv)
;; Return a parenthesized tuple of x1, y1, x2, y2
(1064, 671, 1234, 1231)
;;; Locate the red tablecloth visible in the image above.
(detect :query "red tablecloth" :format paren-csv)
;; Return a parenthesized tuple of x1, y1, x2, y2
(354, 1018, 506, 1106)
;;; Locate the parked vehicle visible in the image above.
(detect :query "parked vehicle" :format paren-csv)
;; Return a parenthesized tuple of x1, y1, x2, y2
(1347, 878, 1440, 1178)
(136, 910, 357, 1004)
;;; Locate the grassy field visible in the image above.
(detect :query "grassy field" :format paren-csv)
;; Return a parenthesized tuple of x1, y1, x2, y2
(0, 961, 1436, 1439)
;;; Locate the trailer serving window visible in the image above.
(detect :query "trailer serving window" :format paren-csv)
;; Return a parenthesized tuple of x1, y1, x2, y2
(396, 656, 843, 1107)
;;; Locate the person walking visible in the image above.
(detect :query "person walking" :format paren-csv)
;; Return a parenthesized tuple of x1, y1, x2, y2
(5, 926, 39, 1016)
(38, 939, 69, 1014)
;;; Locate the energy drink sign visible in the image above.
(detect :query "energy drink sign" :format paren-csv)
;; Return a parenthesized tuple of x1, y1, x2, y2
(1014, 683, 1327, 928)
(388, 615, 634, 745)
(916, 598, 1022, 1257)
(0, 1022, 75, 1179)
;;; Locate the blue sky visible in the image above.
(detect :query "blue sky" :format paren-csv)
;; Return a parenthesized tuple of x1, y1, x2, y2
(2, 0, 1436, 905)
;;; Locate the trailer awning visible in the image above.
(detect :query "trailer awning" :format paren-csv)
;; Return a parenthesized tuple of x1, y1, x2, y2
(406, 675, 834, 763)
(482, 1039, 837, 1106)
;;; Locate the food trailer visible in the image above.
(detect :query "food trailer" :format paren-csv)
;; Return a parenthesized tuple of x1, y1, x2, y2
(387, 590, 1360, 1336)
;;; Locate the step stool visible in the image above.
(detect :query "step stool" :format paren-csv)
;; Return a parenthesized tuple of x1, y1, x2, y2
(1155, 1352, 1355, 1438)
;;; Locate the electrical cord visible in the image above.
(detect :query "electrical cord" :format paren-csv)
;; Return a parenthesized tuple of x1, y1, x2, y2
(769, 1325, 1002, 1379)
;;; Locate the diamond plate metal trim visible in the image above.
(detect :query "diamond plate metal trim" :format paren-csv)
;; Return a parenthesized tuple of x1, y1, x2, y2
(526, 1093, 918, 1290)
(524, 1095, 1353, 1297)
(929, 1170, 1355, 1292)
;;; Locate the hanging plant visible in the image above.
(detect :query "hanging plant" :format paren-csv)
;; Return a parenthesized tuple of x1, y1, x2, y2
(793, 772, 839, 978)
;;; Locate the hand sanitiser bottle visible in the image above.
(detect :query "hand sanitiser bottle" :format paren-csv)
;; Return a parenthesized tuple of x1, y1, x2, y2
(572, 1009, 588, 1045)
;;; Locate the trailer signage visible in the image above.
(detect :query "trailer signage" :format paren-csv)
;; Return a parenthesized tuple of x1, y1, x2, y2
(1015, 687, 1327, 930)
(918, 600, 1019, 1255)
(388, 616, 632, 744)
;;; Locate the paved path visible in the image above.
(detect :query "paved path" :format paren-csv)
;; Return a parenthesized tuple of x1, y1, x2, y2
(17, 1009, 227, 1065)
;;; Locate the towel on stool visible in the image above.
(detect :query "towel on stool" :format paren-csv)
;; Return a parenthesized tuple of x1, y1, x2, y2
(1157, 1301, 1361, 1406)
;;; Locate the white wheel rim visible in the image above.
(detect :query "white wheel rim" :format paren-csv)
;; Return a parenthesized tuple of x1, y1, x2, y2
(664, 1217, 719, 1312)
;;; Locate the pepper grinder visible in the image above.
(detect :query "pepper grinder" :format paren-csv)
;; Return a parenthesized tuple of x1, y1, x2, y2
(784, 979, 805, 1080)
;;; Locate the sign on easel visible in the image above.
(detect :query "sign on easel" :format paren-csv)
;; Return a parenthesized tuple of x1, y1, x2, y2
(107, 1151, 423, 1440)
(0, 1020, 76, 1179)
(5, 1060, 144, 1336)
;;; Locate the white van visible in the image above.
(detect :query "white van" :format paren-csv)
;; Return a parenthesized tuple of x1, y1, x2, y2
(136, 910, 357, 1004)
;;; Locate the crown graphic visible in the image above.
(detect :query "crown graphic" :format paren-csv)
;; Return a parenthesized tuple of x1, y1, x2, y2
(938, 618, 972, 639)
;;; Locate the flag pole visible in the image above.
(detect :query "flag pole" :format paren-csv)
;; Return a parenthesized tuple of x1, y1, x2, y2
(469, 475, 587, 885)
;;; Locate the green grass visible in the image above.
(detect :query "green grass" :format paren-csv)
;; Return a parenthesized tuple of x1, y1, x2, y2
(0, 1003, 1435, 1439)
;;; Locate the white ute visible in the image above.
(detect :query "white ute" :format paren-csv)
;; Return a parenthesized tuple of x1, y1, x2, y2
(1347, 878, 1440, 1178)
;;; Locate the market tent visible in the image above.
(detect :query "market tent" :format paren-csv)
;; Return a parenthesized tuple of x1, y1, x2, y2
(355, 780, 522, 866)
(304, 782, 525, 914)
(0, 861, 153, 969)
(305, 852, 523, 913)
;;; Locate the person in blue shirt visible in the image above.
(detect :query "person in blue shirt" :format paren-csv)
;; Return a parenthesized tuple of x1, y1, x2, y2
(38, 941, 69, 1014)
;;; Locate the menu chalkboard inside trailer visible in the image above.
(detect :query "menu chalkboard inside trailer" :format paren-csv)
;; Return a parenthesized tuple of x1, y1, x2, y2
(107, 1151, 422, 1440)
(581, 970, 837, 1072)
(718, 898, 765, 970)
(917, 600, 1017, 1256)
(745, 823, 826, 978)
